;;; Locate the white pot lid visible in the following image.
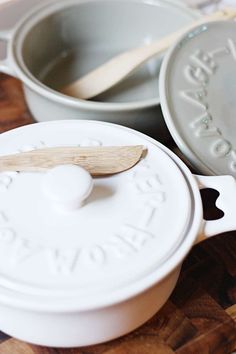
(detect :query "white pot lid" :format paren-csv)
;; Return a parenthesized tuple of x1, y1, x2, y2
(0, 120, 197, 310)
(160, 20, 236, 176)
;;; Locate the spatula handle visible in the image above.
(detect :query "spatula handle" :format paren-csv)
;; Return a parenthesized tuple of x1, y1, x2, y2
(0, 145, 144, 176)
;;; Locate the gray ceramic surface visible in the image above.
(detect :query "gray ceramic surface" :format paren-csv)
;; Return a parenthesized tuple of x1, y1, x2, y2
(160, 20, 236, 176)
(0, 0, 198, 136)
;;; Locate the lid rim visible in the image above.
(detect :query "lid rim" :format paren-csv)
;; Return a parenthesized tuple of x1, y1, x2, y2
(159, 25, 215, 176)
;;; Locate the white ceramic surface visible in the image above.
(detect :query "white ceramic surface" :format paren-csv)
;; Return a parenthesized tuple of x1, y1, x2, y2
(0, 0, 198, 137)
(0, 120, 236, 347)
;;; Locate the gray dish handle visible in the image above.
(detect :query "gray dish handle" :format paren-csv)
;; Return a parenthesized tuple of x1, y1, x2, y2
(195, 175, 236, 241)
(0, 29, 16, 76)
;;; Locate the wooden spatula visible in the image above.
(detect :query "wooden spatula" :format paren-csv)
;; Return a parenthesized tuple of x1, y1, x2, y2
(0, 145, 145, 176)
(61, 7, 236, 100)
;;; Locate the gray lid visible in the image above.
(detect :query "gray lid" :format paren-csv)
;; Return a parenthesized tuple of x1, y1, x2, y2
(159, 20, 236, 176)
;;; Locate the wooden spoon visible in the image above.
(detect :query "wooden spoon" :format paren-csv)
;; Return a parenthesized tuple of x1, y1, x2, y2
(0, 145, 145, 176)
(61, 7, 236, 100)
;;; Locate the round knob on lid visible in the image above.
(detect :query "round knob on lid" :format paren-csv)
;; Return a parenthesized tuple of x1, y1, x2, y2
(42, 165, 93, 212)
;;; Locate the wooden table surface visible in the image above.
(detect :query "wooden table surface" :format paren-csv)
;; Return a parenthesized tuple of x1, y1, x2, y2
(1, 73, 236, 354)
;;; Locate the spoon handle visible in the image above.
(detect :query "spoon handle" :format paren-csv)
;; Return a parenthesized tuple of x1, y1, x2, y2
(61, 7, 236, 100)
(0, 145, 144, 175)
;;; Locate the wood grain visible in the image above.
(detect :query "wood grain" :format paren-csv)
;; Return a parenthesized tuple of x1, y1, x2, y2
(0, 74, 33, 132)
(0, 145, 144, 175)
(0, 73, 236, 354)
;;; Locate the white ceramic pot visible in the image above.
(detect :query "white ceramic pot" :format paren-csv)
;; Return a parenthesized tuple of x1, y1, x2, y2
(0, 0, 198, 136)
(0, 120, 236, 347)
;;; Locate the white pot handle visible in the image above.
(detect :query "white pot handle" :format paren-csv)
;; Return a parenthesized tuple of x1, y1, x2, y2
(0, 29, 16, 76)
(195, 175, 236, 239)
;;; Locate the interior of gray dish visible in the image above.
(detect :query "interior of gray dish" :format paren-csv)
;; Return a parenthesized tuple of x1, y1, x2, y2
(21, 0, 195, 103)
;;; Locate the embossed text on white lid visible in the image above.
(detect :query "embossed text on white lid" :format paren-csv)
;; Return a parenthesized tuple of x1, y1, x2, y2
(0, 121, 192, 308)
